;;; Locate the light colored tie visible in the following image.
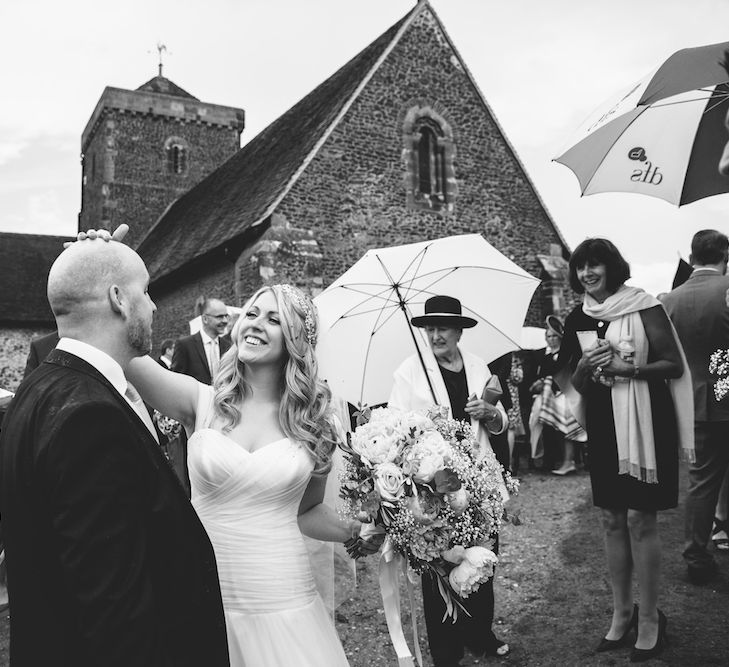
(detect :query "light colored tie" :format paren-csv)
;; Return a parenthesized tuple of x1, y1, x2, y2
(209, 338, 220, 378)
(124, 382, 160, 443)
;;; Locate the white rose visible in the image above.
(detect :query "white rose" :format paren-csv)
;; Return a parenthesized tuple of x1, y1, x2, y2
(351, 424, 402, 465)
(402, 431, 449, 483)
(447, 546, 498, 598)
(374, 462, 406, 502)
(446, 488, 469, 515)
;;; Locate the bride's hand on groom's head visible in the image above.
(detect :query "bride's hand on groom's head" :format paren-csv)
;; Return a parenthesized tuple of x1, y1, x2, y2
(63, 224, 129, 248)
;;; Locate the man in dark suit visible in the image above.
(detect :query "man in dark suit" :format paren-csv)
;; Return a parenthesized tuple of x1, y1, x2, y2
(22, 330, 59, 378)
(172, 298, 232, 384)
(157, 338, 175, 369)
(0, 235, 229, 666)
(662, 229, 729, 584)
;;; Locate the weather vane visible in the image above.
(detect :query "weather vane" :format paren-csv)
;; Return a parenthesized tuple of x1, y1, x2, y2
(154, 42, 169, 77)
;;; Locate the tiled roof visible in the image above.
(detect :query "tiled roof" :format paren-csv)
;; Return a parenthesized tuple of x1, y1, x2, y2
(0, 232, 73, 324)
(137, 7, 417, 283)
(136, 75, 199, 100)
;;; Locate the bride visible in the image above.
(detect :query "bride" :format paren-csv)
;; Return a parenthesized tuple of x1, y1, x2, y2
(127, 283, 375, 666)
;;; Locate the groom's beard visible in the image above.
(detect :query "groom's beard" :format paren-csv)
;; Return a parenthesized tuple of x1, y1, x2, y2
(127, 308, 153, 356)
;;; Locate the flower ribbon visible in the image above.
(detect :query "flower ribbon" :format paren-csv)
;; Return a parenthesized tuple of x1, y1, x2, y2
(378, 537, 423, 667)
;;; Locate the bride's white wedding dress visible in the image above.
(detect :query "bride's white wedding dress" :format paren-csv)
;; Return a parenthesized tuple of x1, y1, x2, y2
(188, 386, 349, 666)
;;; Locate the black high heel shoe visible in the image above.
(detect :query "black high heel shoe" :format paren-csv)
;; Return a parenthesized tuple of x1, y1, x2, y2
(630, 609, 668, 663)
(596, 604, 638, 652)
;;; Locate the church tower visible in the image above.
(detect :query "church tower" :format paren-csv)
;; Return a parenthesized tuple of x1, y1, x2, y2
(79, 70, 245, 248)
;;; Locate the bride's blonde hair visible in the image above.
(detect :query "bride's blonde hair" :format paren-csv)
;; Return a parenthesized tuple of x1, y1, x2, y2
(212, 284, 337, 474)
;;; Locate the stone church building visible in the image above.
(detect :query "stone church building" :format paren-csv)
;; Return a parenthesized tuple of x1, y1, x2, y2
(1, 0, 572, 390)
(132, 1, 572, 344)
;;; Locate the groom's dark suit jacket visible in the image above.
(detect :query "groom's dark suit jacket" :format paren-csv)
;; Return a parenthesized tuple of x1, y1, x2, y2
(0, 350, 230, 667)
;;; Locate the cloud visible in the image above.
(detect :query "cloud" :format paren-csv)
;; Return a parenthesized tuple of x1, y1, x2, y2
(629, 260, 682, 297)
(0, 132, 78, 235)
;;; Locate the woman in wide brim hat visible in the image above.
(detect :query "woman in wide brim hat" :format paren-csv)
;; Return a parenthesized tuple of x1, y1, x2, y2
(410, 294, 478, 330)
(389, 294, 511, 663)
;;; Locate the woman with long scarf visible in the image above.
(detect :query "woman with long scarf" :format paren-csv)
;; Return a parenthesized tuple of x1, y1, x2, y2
(559, 239, 693, 663)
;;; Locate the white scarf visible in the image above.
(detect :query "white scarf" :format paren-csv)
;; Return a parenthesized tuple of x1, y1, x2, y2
(582, 285, 694, 483)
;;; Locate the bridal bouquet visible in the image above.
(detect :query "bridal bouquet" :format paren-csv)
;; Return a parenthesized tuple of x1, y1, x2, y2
(709, 349, 729, 401)
(339, 406, 517, 618)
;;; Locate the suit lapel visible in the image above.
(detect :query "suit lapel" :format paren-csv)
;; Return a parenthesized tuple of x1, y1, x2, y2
(48, 349, 195, 499)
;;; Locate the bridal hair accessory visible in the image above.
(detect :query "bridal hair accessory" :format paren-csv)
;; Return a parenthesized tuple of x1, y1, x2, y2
(276, 284, 318, 346)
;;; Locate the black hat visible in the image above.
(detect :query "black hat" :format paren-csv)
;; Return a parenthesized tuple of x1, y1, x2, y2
(411, 295, 478, 329)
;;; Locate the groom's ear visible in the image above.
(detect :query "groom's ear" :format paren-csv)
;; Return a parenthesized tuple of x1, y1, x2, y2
(109, 284, 124, 315)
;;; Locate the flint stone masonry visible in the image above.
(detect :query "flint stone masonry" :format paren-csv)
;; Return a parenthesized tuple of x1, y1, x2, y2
(147, 6, 573, 346)
(0, 328, 54, 392)
(79, 83, 244, 248)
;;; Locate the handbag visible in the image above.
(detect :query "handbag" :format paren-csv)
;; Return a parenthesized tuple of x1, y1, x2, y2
(481, 374, 503, 405)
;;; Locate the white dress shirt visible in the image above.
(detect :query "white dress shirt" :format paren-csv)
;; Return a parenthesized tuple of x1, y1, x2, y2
(200, 329, 220, 377)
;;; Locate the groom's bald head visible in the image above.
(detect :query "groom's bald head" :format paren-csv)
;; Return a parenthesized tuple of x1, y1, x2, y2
(47, 240, 147, 319)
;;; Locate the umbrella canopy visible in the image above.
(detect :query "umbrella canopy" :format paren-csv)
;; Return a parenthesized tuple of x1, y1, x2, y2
(555, 41, 729, 206)
(520, 326, 547, 350)
(314, 234, 540, 407)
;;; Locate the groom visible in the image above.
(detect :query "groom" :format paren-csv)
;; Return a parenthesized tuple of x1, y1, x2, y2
(0, 232, 229, 666)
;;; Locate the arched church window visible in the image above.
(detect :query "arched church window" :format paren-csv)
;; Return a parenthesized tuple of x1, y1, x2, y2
(416, 120, 446, 199)
(164, 137, 189, 175)
(402, 104, 457, 212)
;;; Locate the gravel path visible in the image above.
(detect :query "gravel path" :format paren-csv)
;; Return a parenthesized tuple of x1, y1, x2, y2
(0, 463, 726, 665)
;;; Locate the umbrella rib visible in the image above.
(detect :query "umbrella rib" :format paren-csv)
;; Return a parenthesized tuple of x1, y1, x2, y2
(398, 265, 540, 289)
(326, 285, 399, 322)
(646, 88, 727, 109)
(398, 246, 431, 304)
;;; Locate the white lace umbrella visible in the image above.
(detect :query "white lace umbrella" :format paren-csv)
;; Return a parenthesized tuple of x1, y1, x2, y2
(314, 234, 540, 407)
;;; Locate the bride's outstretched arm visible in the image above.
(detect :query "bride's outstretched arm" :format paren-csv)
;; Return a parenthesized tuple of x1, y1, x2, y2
(297, 474, 356, 543)
(127, 356, 199, 431)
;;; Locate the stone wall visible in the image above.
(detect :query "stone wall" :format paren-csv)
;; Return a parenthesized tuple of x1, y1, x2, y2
(147, 5, 574, 344)
(265, 7, 572, 324)
(0, 326, 54, 393)
(80, 111, 242, 247)
(151, 260, 238, 348)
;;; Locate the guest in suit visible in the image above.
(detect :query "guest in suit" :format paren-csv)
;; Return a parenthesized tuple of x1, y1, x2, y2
(157, 338, 175, 369)
(22, 330, 59, 378)
(172, 298, 232, 384)
(388, 295, 510, 666)
(661, 229, 729, 584)
(0, 236, 229, 666)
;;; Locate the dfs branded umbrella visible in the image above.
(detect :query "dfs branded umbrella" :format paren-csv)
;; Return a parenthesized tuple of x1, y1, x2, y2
(314, 234, 540, 407)
(555, 41, 729, 206)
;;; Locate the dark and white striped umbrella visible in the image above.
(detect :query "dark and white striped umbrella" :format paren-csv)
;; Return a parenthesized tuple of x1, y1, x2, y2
(555, 41, 729, 206)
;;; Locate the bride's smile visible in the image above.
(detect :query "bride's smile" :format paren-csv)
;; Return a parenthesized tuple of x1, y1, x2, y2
(237, 291, 285, 365)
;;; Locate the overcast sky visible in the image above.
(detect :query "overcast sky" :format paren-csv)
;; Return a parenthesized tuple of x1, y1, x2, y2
(2, 0, 729, 296)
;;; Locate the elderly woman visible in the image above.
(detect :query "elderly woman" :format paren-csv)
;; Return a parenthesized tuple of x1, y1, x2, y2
(560, 239, 693, 662)
(388, 295, 510, 667)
